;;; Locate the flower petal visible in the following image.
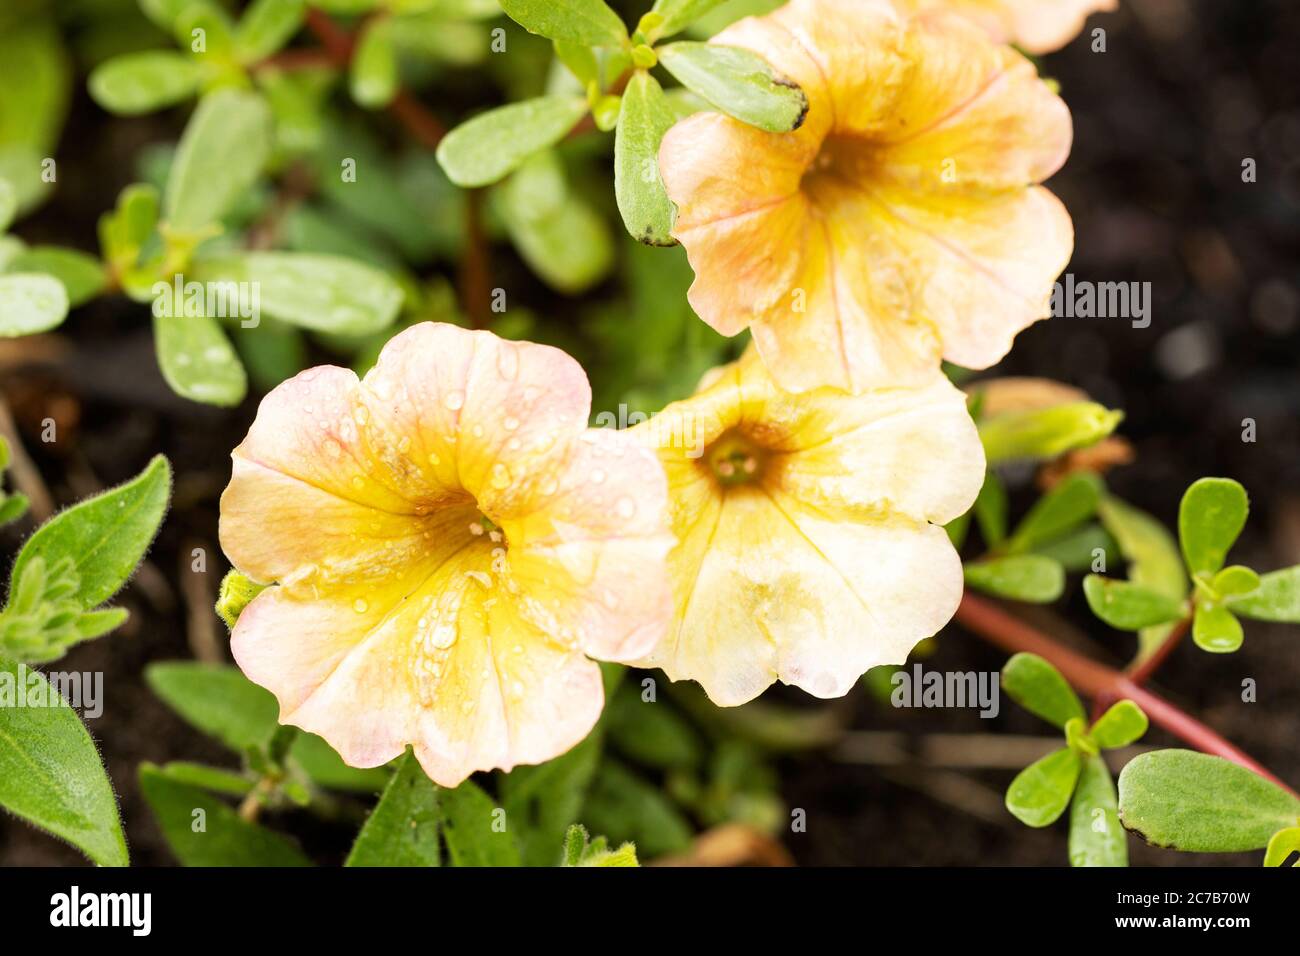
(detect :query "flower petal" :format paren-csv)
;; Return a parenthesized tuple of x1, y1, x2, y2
(876, 11, 1073, 189)
(505, 427, 675, 663)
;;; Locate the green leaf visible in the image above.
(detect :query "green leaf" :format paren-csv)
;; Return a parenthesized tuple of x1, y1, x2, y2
(1264, 826, 1300, 867)
(139, 763, 311, 866)
(8, 456, 170, 611)
(4, 246, 107, 307)
(1211, 565, 1259, 597)
(1000, 653, 1084, 729)
(88, 52, 202, 116)
(615, 71, 678, 246)
(145, 662, 279, 751)
(581, 759, 694, 857)
(153, 308, 248, 406)
(1006, 473, 1102, 554)
(1097, 494, 1189, 659)
(1031, 523, 1114, 573)
(605, 684, 703, 770)
(648, 0, 730, 39)
(1090, 700, 1148, 749)
(440, 779, 521, 866)
(290, 733, 390, 793)
(350, 19, 399, 109)
(346, 751, 441, 866)
(972, 470, 1008, 547)
(1082, 575, 1186, 631)
(191, 252, 403, 335)
(164, 88, 273, 234)
(1118, 750, 1300, 852)
(498, 0, 627, 46)
(1191, 603, 1243, 654)
(436, 96, 588, 188)
(495, 151, 614, 294)
(153, 761, 255, 797)
(964, 555, 1064, 603)
(1178, 477, 1248, 576)
(979, 402, 1123, 465)
(1068, 755, 1127, 867)
(554, 40, 599, 86)
(0, 655, 128, 866)
(235, 0, 306, 63)
(500, 729, 602, 866)
(657, 42, 806, 133)
(0, 273, 68, 336)
(215, 570, 267, 630)
(1006, 747, 1082, 828)
(1228, 566, 1300, 623)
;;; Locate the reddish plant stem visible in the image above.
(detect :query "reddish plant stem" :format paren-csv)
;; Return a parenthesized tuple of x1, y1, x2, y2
(955, 592, 1296, 797)
(459, 190, 491, 328)
(1125, 616, 1190, 686)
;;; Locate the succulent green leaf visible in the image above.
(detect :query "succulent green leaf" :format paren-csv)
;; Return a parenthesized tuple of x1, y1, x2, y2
(350, 19, 399, 109)
(1006, 747, 1081, 828)
(1090, 700, 1148, 749)
(1000, 652, 1084, 730)
(235, 0, 306, 63)
(498, 0, 627, 46)
(1211, 565, 1259, 597)
(153, 309, 247, 406)
(0, 655, 128, 866)
(1192, 603, 1243, 654)
(88, 51, 202, 116)
(963, 555, 1064, 604)
(346, 751, 441, 867)
(191, 252, 403, 335)
(1097, 494, 1189, 660)
(1227, 565, 1300, 623)
(972, 470, 1008, 547)
(1068, 754, 1127, 867)
(1006, 473, 1102, 554)
(4, 246, 106, 307)
(648, 0, 730, 39)
(1264, 826, 1300, 867)
(657, 42, 806, 132)
(0, 273, 68, 337)
(140, 763, 311, 866)
(1082, 575, 1186, 631)
(495, 151, 615, 294)
(164, 88, 273, 234)
(436, 96, 589, 188)
(1118, 750, 1300, 852)
(1178, 477, 1248, 576)
(615, 71, 678, 245)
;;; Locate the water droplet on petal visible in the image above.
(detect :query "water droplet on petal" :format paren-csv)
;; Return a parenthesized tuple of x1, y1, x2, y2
(444, 390, 465, 411)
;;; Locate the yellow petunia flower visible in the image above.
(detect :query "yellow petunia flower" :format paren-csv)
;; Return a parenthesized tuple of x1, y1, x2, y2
(659, 0, 1074, 395)
(898, 0, 1118, 54)
(219, 323, 673, 786)
(630, 349, 986, 706)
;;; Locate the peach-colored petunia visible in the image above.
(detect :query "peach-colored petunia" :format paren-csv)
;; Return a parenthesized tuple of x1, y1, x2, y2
(630, 348, 985, 706)
(897, 0, 1118, 54)
(659, 0, 1074, 394)
(219, 323, 673, 786)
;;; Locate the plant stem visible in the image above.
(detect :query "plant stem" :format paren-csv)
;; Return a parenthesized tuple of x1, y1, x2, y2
(955, 592, 1297, 797)
(1125, 616, 1190, 686)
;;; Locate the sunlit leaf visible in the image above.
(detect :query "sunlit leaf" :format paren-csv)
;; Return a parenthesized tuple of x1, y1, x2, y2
(1001, 653, 1084, 730)
(1178, 477, 1248, 576)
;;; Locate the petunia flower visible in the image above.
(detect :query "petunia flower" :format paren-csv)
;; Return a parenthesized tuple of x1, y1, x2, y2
(630, 348, 985, 706)
(897, 0, 1118, 54)
(219, 323, 673, 786)
(658, 0, 1074, 395)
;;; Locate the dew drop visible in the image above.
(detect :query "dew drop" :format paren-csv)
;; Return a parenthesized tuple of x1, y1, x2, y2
(444, 390, 465, 411)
